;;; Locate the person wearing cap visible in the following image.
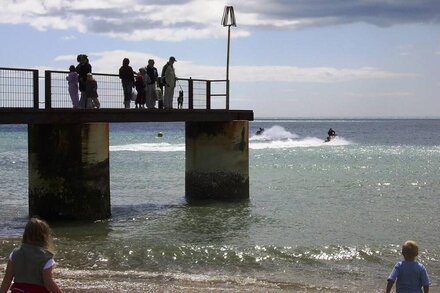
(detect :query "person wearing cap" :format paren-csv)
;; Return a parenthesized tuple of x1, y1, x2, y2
(162, 56, 177, 109)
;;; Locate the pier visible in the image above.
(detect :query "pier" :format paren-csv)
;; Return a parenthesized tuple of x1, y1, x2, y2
(0, 67, 253, 220)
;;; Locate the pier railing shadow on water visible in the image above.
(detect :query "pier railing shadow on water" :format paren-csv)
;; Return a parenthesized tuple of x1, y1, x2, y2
(0, 67, 229, 110)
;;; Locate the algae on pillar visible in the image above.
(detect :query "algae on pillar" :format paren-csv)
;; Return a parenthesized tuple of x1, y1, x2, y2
(28, 123, 110, 220)
(185, 121, 249, 201)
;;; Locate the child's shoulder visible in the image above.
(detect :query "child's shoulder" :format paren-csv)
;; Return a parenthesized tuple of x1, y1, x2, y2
(400, 260, 427, 269)
(11, 243, 53, 258)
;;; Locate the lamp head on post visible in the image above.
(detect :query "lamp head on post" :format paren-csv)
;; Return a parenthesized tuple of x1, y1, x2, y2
(222, 6, 236, 27)
(222, 6, 236, 110)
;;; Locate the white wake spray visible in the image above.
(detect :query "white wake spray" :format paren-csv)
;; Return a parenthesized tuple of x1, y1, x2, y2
(109, 126, 352, 152)
(110, 142, 185, 152)
(250, 125, 351, 149)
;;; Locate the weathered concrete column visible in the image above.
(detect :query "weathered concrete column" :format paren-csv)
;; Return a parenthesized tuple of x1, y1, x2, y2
(185, 121, 249, 201)
(28, 123, 110, 220)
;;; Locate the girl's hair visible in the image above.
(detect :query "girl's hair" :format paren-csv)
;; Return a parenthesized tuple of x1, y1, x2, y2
(69, 65, 76, 72)
(22, 217, 54, 252)
(402, 240, 418, 258)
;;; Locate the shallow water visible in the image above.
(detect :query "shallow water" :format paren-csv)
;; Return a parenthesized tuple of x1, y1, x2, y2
(0, 120, 439, 291)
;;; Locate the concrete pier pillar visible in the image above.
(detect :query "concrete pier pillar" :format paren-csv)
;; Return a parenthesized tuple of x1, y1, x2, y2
(185, 121, 249, 201)
(28, 123, 110, 220)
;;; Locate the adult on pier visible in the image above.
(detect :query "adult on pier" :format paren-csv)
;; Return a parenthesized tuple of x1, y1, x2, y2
(76, 54, 92, 109)
(145, 59, 158, 109)
(119, 58, 135, 109)
(162, 56, 177, 109)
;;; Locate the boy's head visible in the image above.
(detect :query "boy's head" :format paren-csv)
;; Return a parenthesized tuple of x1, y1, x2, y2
(87, 73, 93, 80)
(402, 240, 419, 260)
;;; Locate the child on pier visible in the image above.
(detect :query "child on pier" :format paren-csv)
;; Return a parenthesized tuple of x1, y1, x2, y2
(66, 65, 79, 108)
(386, 240, 430, 293)
(0, 217, 64, 293)
(135, 68, 146, 108)
(85, 73, 100, 109)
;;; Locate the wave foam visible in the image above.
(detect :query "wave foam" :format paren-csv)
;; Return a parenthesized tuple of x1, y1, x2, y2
(251, 125, 299, 141)
(250, 125, 351, 148)
(110, 142, 184, 152)
(251, 136, 351, 149)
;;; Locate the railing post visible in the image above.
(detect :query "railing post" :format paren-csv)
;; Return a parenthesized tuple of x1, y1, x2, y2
(206, 80, 211, 110)
(44, 71, 51, 109)
(188, 77, 193, 110)
(32, 70, 39, 109)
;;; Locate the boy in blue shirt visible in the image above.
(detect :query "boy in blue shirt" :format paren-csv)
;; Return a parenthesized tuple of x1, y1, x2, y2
(386, 240, 430, 293)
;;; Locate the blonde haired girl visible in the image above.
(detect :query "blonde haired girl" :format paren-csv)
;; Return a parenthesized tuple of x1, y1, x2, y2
(0, 218, 63, 293)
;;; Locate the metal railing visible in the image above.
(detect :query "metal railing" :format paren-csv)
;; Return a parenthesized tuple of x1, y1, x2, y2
(0, 67, 39, 108)
(0, 67, 228, 109)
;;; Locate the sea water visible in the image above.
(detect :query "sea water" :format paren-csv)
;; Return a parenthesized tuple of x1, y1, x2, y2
(0, 120, 439, 292)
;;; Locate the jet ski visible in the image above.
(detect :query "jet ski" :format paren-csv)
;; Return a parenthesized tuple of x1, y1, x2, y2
(324, 128, 337, 142)
(324, 135, 336, 143)
(256, 128, 264, 135)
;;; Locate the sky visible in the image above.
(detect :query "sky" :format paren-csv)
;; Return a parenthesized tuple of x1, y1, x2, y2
(1, 0, 440, 118)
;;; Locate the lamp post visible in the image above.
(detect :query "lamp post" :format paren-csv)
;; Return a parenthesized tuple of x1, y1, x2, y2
(222, 6, 236, 110)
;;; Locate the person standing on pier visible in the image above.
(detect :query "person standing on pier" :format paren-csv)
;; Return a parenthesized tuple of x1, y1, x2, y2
(119, 58, 135, 109)
(76, 54, 92, 108)
(66, 65, 79, 108)
(145, 59, 158, 109)
(135, 68, 146, 108)
(85, 73, 100, 109)
(162, 56, 177, 109)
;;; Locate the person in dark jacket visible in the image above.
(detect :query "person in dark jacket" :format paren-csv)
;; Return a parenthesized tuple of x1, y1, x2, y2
(145, 59, 158, 109)
(85, 73, 100, 109)
(325, 128, 337, 142)
(328, 128, 336, 137)
(76, 54, 92, 108)
(119, 58, 135, 109)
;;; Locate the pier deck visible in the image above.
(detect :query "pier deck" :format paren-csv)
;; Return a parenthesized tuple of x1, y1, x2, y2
(0, 108, 254, 124)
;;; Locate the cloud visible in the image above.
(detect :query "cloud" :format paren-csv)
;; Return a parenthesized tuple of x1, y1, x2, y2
(343, 92, 414, 98)
(54, 50, 413, 83)
(1, 0, 439, 41)
(231, 66, 413, 83)
(61, 35, 77, 40)
(235, 0, 440, 28)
